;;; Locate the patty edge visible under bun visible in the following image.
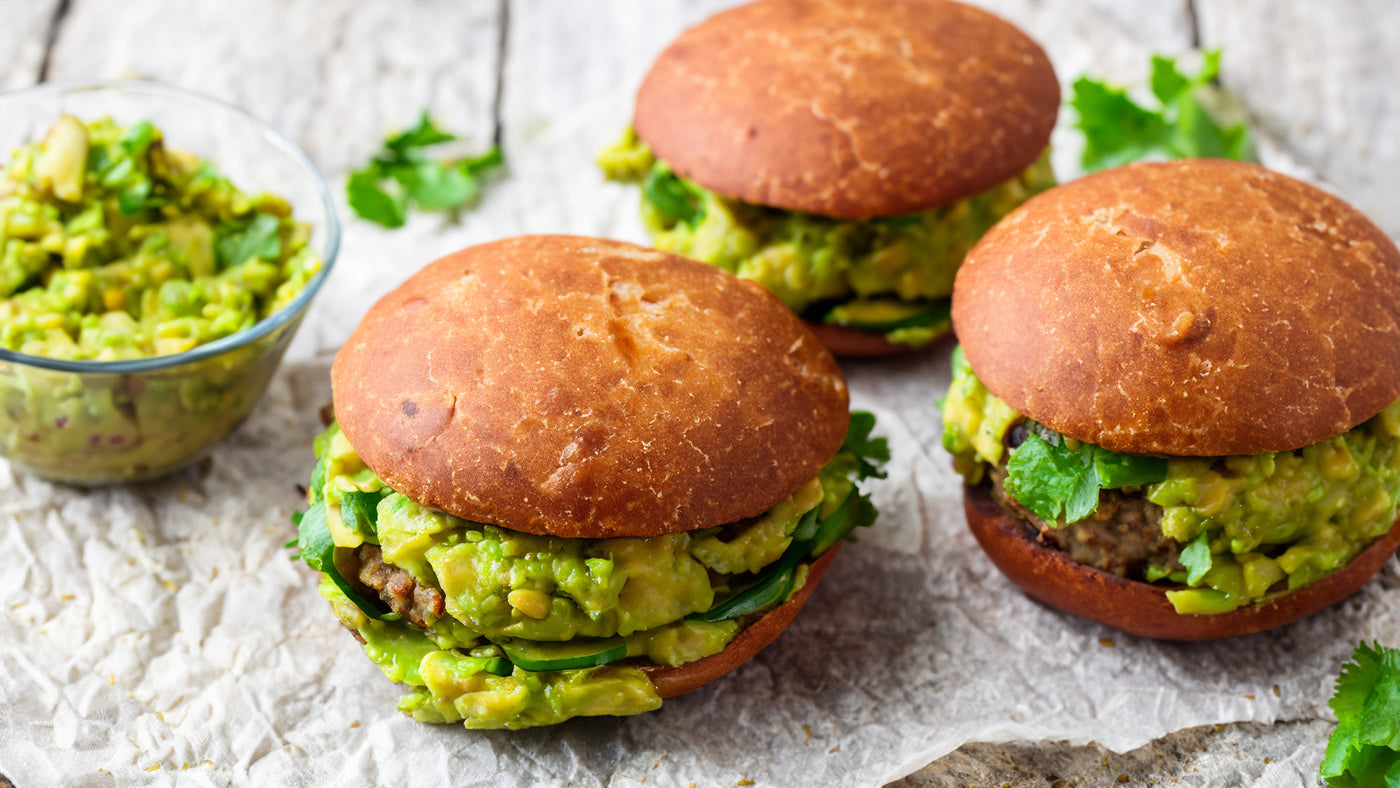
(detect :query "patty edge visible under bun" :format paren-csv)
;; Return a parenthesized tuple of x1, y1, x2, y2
(643, 545, 838, 697)
(634, 0, 1059, 219)
(963, 483, 1400, 640)
(953, 159, 1400, 457)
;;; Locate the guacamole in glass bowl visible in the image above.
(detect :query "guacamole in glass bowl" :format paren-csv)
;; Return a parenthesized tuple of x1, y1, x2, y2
(0, 82, 340, 484)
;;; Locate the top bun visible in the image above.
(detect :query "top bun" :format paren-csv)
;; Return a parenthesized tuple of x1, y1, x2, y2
(953, 159, 1400, 457)
(633, 0, 1059, 220)
(332, 236, 850, 539)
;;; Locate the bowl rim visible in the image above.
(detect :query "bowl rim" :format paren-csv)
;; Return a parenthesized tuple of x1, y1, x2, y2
(0, 79, 341, 375)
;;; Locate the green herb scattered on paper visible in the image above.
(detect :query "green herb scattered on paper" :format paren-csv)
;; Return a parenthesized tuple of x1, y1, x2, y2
(1322, 642, 1400, 786)
(347, 111, 504, 228)
(1070, 50, 1257, 172)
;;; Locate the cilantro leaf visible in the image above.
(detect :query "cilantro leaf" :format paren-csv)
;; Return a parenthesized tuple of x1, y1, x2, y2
(404, 160, 479, 211)
(215, 212, 282, 268)
(1006, 433, 1098, 523)
(290, 500, 391, 620)
(384, 111, 455, 153)
(340, 489, 385, 541)
(1323, 642, 1400, 786)
(843, 410, 891, 481)
(348, 111, 504, 228)
(1070, 49, 1257, 172)
(1179, 531, 1212, 585)
(1005, 429, 1169, 524)
(460, 147, 504, 176)
(346, 169, 407, 228)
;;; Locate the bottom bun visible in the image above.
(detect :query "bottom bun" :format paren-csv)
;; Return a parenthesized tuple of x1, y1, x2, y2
(964, 484, 1400, 640)
(805, 322, 947, 358)
(642, 544, 839, 698)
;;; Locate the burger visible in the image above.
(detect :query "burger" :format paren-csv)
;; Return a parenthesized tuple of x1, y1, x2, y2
(292, 235, 887, 728)
(598, 0, 1060, 357)
(941, 159, 1400, 640)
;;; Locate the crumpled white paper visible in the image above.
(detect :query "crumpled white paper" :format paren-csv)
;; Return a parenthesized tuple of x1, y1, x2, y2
(2, 2, 1397, 785)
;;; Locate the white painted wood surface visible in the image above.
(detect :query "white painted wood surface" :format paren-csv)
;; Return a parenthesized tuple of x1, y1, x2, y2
(1, 1, 1398, 785)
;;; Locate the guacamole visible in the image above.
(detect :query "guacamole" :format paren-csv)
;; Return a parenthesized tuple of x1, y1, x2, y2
(0, 115, 324, 482)
(296, 419, 883, 729)
(598, 127, 1056, 347)
(942, 352, 1400, 613)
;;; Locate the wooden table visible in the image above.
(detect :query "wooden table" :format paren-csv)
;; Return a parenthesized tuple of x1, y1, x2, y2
(2, 1, 1397, 785)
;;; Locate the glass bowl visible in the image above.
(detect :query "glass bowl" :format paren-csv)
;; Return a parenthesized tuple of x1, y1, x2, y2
(0, 81, 340, 484)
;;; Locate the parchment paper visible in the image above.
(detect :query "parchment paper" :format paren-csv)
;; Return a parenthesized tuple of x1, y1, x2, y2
(2, 5, 1397, 786)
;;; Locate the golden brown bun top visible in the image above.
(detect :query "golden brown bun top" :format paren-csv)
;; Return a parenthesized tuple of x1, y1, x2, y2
(953, 159, 1400, 456)
(332, 236, 850, 539)
(633, 0, 1059, 220)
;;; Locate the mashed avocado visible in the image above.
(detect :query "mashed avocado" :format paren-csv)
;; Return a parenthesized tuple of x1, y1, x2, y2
(598, 127, 1055, 347)
(298, 420, 881, 728)
(0, 116, 323, 482)
(941, 352, 1400, 613)
(1, 116, 320, 359)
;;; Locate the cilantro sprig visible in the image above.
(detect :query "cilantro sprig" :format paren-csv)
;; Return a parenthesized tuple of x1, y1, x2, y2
(844, 410, 891, 484)
(1005, 428, 1168, 524)
(1322, 642, 1400, 786)
(347, 111, 504, 228)
(1070, 50, 1257, 172)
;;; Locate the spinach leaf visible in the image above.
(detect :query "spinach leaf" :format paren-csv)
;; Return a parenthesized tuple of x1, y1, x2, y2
(291, 501, 392, 621)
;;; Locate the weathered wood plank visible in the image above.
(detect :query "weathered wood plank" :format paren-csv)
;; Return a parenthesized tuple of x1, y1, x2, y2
(1197, 0, 1400, 236)
(0, 0, 63, 90)
(42, 0, 501, 177)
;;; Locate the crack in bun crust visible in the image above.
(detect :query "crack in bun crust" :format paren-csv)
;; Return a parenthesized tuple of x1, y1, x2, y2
(634, 0, 1059, 220)
(331, 235, 850, 539)
(953, 159, 1400, 456)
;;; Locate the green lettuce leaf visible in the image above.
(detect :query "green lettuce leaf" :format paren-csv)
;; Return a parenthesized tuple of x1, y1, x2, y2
(1323, 642, 1400, 786)
(347, 111, 504, 228)
(1070, 50, 1257, 172)
(1005, 430, 1168, 524)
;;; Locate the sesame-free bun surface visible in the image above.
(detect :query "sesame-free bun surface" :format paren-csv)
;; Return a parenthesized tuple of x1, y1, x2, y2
(953, 159, 1400, 456)
(964, 484, 1400, 640)
(332, 235, 850, 539)
(633, 0, 1059, 220)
